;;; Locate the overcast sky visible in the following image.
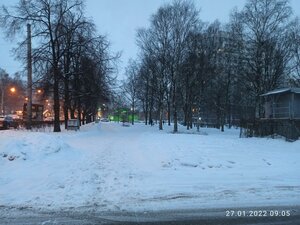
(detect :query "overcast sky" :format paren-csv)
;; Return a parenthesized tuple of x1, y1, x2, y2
(1, 0, 300, 77)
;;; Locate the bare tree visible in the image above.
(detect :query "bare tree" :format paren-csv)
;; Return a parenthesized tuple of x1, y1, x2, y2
(0, 0, 85, 132)
(291, 19, 300, 85)
(122, 59, 139, 125)
(236, 0, 294, 117)
(1, 0, 118, 130)
(136, 0, 200, 132)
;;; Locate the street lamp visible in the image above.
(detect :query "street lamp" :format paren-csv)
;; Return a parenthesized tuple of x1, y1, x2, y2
(10, 87, 16, 93)
(197, 117, 202, 132)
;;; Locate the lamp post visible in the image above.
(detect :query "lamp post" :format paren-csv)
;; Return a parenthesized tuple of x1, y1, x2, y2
(0, 91, 4, 115)
(197, 117, 201, 132)
(0, 88, 3, 115)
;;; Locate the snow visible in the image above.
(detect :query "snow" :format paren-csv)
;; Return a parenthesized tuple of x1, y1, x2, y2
(260, 87, 300, 96)
(0, 122, 299, 213)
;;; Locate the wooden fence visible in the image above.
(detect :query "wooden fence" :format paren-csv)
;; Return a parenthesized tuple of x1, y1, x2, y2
(240, 119, 300, 142)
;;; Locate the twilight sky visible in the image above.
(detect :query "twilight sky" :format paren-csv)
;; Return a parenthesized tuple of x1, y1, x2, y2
(0, 0, 300, 77)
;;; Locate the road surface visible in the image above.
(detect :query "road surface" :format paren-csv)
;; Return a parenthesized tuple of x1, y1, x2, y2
(0, 205, 299, 225)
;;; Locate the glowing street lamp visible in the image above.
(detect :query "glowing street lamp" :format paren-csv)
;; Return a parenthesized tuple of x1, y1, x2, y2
(10, 87, 16, 93)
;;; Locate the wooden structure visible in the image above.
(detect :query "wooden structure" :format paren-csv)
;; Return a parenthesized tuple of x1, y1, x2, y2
(257, 88, 300, 141)
(261, 87, 300, 119)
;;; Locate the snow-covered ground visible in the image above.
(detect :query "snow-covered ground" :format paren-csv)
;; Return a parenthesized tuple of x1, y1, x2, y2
(0, 122, 299, 212)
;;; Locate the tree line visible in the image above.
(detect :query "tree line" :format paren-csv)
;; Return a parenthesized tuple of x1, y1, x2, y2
(0, 0, 118, 132)
(123, 0, 300, 132)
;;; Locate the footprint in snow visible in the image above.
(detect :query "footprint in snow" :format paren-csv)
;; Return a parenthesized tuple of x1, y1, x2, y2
(180, 163, 198, 168)
(262, 159, 272, 166)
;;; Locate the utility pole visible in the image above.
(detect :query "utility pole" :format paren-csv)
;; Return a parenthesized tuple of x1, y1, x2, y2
(0, 84, 4, 115)
(27, 23, 32, 129)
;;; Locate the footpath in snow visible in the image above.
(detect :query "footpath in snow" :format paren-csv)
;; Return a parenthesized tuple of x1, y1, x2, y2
(0, 122, 299, 212)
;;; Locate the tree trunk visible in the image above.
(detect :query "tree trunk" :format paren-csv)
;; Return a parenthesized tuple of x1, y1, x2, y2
(63, 53, 70, 129)
(149, 90, 154, 126)
(145, 78, 149, 125)
(159, 104, 163, 130)
(131, 104, 134, 125)
(63, 77, 69, 130)
(167, 99, 171, 126)
(70, 107, 75, 119)
(143, 100, 148, 125)
(188, 106, 193, 130)
(53, 67, 61, 132)
(173, 109, 178, 132)
(183, 104, 187, 127)
(82, 111, 86, 125)
(77, 100, 82, 126)
(172, 82, 178, 133)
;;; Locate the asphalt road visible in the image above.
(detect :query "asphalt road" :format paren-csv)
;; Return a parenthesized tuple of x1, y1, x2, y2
(0, 205, 299, 225)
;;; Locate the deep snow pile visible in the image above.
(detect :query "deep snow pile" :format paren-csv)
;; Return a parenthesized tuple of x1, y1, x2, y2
(0, 122, 299, 212)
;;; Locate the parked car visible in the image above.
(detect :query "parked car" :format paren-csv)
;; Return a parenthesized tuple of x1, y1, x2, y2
(122, 121, 130, 127)
(0, 115, 19, 129)
(100, 118, 110, 122)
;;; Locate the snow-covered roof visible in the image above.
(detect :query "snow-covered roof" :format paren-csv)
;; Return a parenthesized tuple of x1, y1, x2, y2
(260, 87, 300, 96)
